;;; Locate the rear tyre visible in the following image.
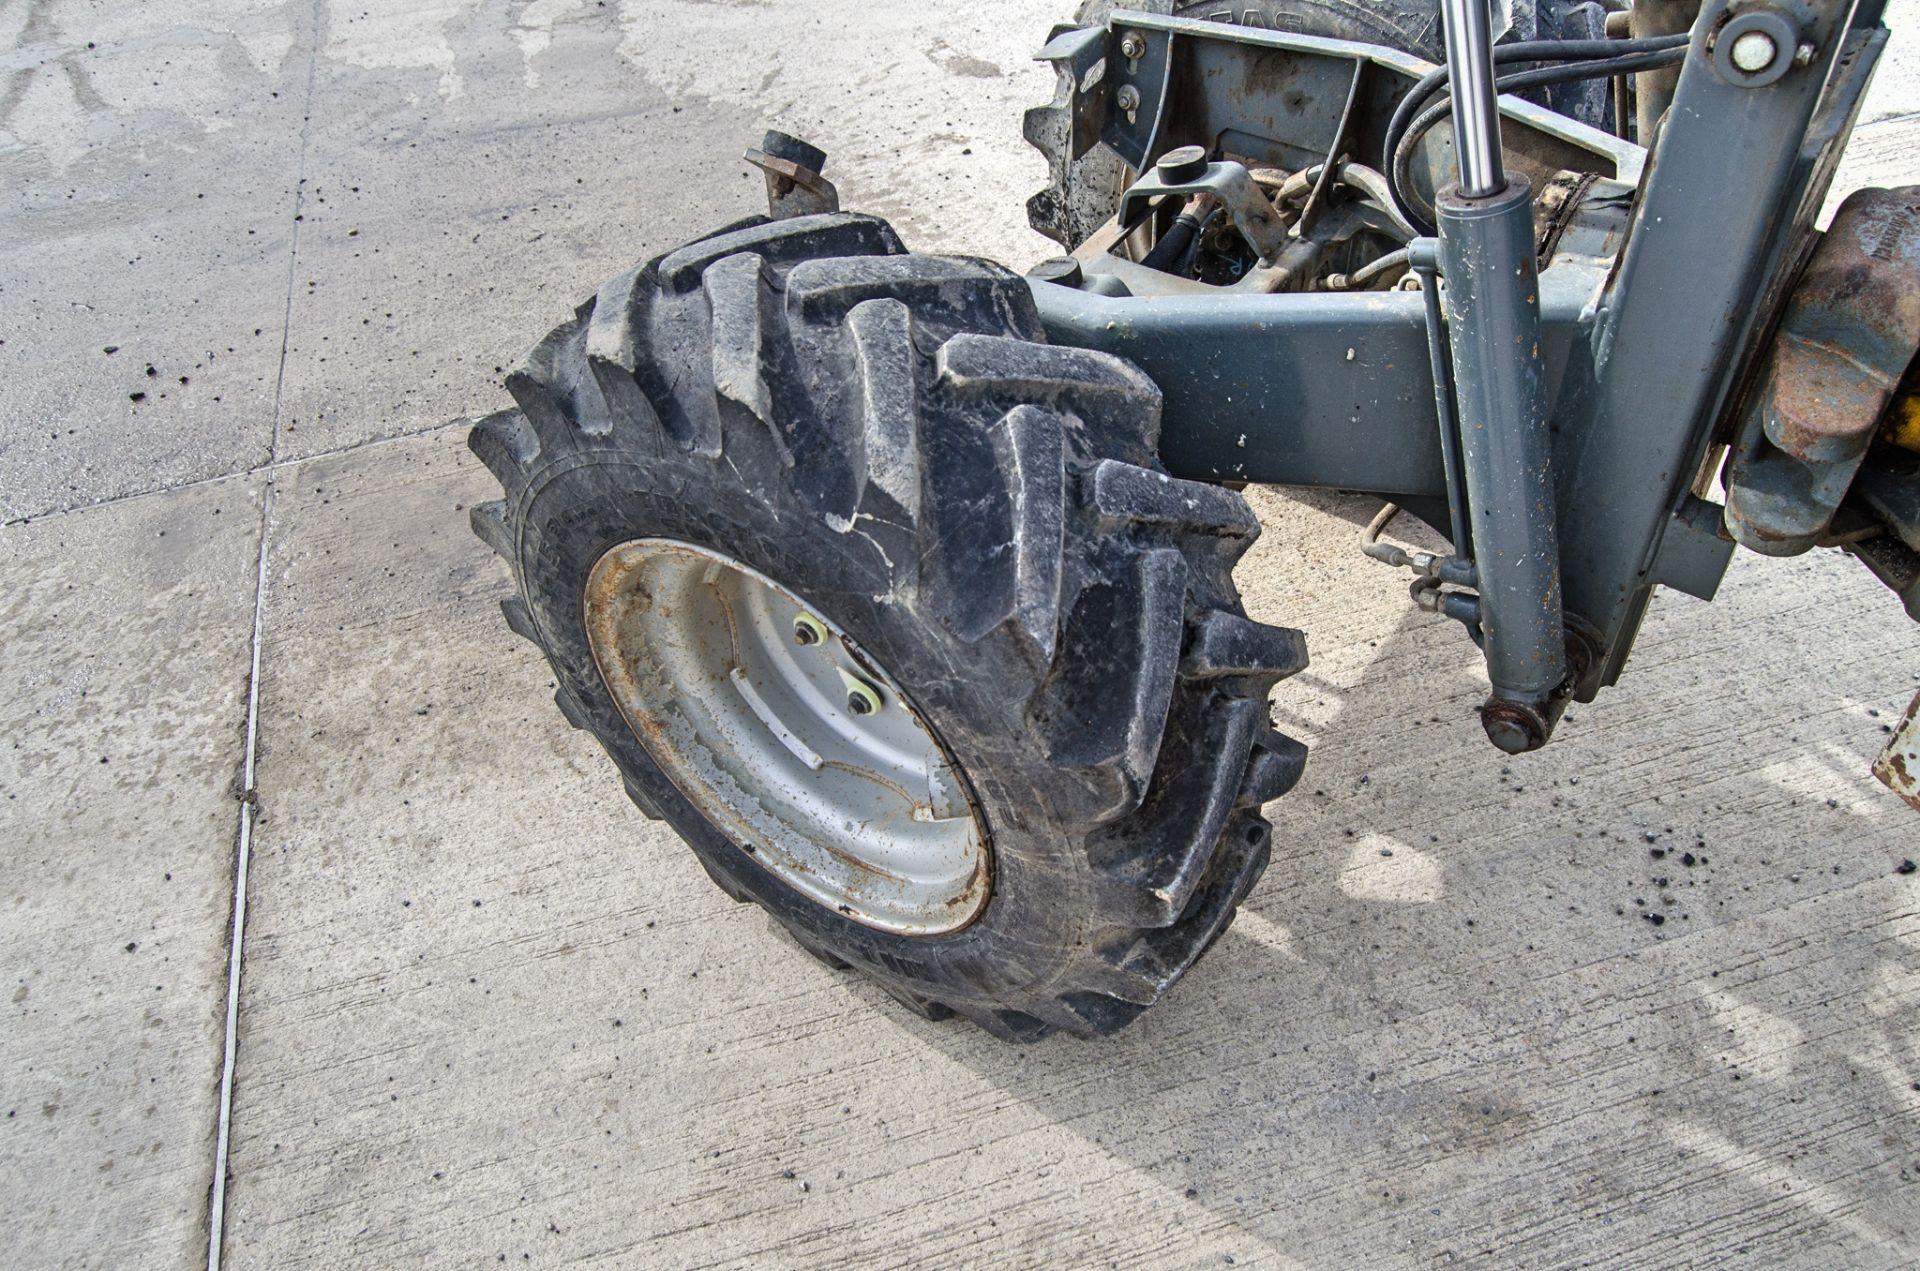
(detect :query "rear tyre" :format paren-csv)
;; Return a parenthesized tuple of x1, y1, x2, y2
(1027, 0, 1618, 248)
(469, 212, 1309, 1039)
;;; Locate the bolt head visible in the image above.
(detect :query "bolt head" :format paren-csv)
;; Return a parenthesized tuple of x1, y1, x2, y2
(1481, 700, 1547, 754)
(1729, 29, 1779, 73)
(847, 693, 873, 716)
(1483, 716, 1536, 754)
(1116, 84, 1141, 112)
(1119, 31, 1146, 59)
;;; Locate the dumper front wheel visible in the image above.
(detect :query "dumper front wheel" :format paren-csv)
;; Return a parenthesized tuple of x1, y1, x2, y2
(468, 212, 1309, 1039)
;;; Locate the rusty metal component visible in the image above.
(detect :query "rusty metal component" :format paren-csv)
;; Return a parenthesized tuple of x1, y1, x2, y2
(1875, 690, 1920, 811)
(585, 539, 988, 936)
(1481, 699, 1551, 755)
(1725, 186, 1920, 555)
(1707, 2, 1805, 88)
(743, 130, 839, 220)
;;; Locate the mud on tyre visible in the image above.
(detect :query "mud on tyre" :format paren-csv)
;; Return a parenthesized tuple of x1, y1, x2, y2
(468, 212, 1309, 1039)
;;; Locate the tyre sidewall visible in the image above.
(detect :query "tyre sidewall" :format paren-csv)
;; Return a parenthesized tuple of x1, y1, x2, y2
(515, 446, 1099, 1005)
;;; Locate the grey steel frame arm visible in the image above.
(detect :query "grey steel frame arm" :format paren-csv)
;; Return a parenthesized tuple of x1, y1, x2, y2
(1031, 0, 1887, 706)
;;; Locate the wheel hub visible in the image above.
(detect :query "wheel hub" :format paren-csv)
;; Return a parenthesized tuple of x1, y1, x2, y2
(584, 540, 989, 936)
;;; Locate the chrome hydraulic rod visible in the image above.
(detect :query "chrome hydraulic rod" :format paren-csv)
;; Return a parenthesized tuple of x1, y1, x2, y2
(1438, 0, 1506, 196)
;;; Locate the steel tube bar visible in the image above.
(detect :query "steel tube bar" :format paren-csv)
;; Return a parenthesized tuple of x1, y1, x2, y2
(1437, 0, 1507, 196)
(1410, 240, 1472, 556)
(1437, 178, 1567, 750)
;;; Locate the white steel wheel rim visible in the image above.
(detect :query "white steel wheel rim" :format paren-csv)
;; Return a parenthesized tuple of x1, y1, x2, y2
(584, 539, 990, 936)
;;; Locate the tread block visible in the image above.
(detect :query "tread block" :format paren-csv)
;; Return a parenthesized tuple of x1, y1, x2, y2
(553, 684, 590, 731)
(468, 410, 540, 486)
(990, 405, 1067, 662)
(686, 212, 776, 245)
(658, 213, 905, 292)
(937, 334, 1159, 412)
(1237, 729, 1308, 807)
(771, 921, 852, 971)
(704, 252, 785, 456)
(1049, 991, 1150, 1037)
(507, 308, 600, 443)
(1088, 459, 1259, 540)
(878, 982, 956, 1022)
(1088, 696, 1265, 927)
(499, 595, 538, 642)
(1166, 813, 1271, 948)
(787, 254, 1025, 325)
(1034, 547, 1188, 825)
(1181, 610, 1308, 685)
(846, 298, 922, 523)
(621, 776, 664, 821)
(585, 265, 669, 440)
(469, 500, 514, 562)
(1083, 814, 1271, 1012)
(585, 265, 645, 372)
(947, 1003, 1052, 1043)
(693, 852, 753, 904)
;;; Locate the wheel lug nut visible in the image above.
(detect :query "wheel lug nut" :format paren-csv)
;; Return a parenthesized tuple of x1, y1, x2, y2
(839, 670, 883, 717)
(793, 614, 826, 646)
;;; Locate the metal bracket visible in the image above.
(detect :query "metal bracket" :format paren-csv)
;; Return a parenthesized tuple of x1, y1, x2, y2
(1649, 495, 1737, 600)
(1117, 153, 1288, 259)
(743, 131, 839, 220)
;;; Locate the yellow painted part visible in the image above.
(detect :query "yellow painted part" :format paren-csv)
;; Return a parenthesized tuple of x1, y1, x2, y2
(1890, 392, 1920, 453)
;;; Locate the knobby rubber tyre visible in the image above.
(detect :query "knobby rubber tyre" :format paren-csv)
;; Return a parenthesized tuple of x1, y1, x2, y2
(468, 212, 1309, 1040)
(1028, 0, 1617, 248)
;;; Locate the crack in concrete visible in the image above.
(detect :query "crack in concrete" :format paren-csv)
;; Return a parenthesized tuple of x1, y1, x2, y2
(205, 5, 324, 1269)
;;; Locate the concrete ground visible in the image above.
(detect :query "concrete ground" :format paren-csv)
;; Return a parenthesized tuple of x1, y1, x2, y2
(3, 1, 1918, 1267)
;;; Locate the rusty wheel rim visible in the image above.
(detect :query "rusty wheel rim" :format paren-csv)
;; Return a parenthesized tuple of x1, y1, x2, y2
(584, 539, 990, 936)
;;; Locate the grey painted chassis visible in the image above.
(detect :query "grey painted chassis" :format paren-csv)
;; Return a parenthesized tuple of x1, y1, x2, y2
(1026, 3, 1892, 725)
